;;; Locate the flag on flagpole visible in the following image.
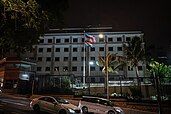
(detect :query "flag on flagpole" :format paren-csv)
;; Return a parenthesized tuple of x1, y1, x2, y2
(84, 33, 96, 47)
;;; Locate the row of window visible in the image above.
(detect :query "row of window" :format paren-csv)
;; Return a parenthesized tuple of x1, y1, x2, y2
(38, 46, 123, 53)
(36, 66, 143, 72)
(39, 36, 132, 44)
(37, 57, 97, 62)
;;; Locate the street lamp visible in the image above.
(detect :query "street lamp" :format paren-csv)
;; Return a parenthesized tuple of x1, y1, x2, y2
(88, 61, 94, 95)
(99, 33, 109, 99)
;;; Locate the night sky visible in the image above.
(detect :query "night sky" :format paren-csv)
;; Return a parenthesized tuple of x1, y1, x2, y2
(63, 0, 171, 49)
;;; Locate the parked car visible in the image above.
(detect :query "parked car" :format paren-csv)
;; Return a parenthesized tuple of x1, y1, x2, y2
(30, 96, 82, 114)
(78, 96, 124, 114)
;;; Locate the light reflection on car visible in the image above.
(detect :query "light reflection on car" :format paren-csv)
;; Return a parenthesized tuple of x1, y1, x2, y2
(30, 96, 82, 114)
(77, 96, 124, 114)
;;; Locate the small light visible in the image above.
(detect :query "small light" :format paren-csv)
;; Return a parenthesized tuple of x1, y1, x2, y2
(99, 33, 104, 38)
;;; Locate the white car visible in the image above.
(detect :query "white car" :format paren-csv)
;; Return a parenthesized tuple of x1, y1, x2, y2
(77, 96, 124, 114)
(30, 96, 82, 114)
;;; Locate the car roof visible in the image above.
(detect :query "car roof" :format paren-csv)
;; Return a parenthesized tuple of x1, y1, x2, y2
(82, 96, 109, 101)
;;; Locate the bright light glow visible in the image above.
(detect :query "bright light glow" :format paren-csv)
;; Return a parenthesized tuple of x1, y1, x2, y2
(22, 74, 28, 78)
(99, 33, 104, 38)
(89, 61, 94, 65)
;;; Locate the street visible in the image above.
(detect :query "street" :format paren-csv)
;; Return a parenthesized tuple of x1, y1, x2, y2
(0, 94, 163, 114)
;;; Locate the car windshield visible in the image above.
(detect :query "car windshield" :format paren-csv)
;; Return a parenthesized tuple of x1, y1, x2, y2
(54, 97, 69, 104)
(98, 99, 114, 107)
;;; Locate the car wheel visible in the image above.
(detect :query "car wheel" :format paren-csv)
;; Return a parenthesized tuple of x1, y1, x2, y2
(33, 104, 40, 113)
(108, 110, 115, 114)
(82, 106, 88, 114)
(59, 109, 67, 114)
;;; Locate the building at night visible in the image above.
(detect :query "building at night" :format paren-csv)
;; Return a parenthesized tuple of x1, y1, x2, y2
(22, 27, 145, 87)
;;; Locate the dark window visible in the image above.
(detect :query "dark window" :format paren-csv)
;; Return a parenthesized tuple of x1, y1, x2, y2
(45, 67, 50, 71)
(126, 37, 131, 41)
(99, 67, 103, 71)
(117, 37, 122, 41)
(37, 67, 42, 71)
(64, 57, 68, 61)
(99, 47, 104, 51)
(90, 66, 95, 71)
(39, 39, 44, 43)
(117, 47, 122, 51)
(63, 66, 68, 71)
(72, 57, 77, 61)
(91, 47, 95, 51)
(55, 48, 60, 52)
(81, 57, 86, 61)
(47, 48, 51, 52)
(38, 48, 43, 52)
(48, 39, 52, 43)
(108, 37, 113, 42)
(72, 67, 77, 71)
(64, 48, 69, 52)
(37, 57, 42, 61)
(91, 77, 95, 83)
(82, 47, 86, 52)
(90, 57, 95, 61)
(65, 38, 69, 43)
(56, 39, 61, 43)
(55, 57, 60, 61)
(82, 38, 85, 42)
(108, 47, 113, 51)
(73, 48, 77, 52)
(73, 38, 78, 42)
(46, 57, 51, 61)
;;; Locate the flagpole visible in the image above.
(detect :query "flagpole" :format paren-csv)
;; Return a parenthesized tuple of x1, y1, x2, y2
(83, 43, 86, 87)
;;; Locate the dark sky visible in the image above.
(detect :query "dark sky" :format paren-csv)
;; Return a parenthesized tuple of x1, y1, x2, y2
(63, 0, 171, 49)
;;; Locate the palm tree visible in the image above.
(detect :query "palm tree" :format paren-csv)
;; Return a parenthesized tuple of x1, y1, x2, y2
(97, 52, 126, 98)
(123, 36, 145, 88)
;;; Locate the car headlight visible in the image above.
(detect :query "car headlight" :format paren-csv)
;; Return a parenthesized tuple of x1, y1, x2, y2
(116, 108, 122, 113)
(68, 108, 75, 113)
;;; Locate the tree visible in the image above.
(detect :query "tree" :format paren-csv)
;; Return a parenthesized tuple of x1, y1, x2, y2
(148, 59, 171, 83)
(123, 36, 145, 87)
(97, 52, 126, 98)
(0, 0, 48, 58)
(0, 0, 68, 58)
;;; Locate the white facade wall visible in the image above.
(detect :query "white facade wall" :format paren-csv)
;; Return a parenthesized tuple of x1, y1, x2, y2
(23, 30, 145, 80)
